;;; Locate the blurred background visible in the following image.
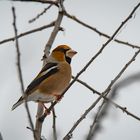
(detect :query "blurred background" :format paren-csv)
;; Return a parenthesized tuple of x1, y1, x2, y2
(0, 0, 140, 139)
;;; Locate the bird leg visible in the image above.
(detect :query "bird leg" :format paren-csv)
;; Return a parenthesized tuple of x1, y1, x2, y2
(40, 102, 50, 115)
(53, 94, 62, 102)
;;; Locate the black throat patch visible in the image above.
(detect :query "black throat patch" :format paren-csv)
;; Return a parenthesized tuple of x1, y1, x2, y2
(65, 56, 71, 64)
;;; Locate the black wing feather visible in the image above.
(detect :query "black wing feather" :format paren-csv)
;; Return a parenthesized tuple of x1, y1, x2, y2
(25, 63, 58, 94)
(40, 63, 57, 73)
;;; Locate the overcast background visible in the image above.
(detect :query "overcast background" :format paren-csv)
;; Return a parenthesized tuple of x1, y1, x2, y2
(0, 0, 140, 140)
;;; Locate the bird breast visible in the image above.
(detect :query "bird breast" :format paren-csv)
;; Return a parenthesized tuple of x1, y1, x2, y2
(39, 62, 72, 95)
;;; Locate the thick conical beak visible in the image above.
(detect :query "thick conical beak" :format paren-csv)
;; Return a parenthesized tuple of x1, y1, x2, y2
(67, 49, 77, 58)
(71, 50, 77, 55)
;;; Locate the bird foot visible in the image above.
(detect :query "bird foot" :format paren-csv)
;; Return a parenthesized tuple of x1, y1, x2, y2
(41, 103, 51, 115)
(44, 108, 50, 115)
(54, 94, 62, 102)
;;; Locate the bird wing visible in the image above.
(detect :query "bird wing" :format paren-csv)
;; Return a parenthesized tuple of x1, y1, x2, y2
(25, 62, 59, 95)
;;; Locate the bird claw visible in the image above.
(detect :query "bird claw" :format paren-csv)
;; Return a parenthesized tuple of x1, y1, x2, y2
(45, 108, 50, 115)
(54, 94, 62, 102)
(41, 103, 51, 115)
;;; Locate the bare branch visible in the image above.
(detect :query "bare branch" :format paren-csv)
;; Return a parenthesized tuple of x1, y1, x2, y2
(0, 21, 55, 45)
(103, 54, 139, 94)
(64, 10, 140, 49)
(72, 76, 140, 122)
(86, 100, 105, 140)
(7, 1, 140, 140)
(10, 0, 59, 6)
(29, 4, 53, 23)
(62, 3, 140, 139)
(35, 0, 64, 139)
(38, 2, 140, 123)
(63, 48, 140, 140)
(35, 103, 44, 140)
(12, 6, 36, 139)
(1, 4, 140, 51)
(86, 50, 140, 140)
(52, 103, 57, 140)
(43, 7, 64, 60)
(63, 93, 108, 140)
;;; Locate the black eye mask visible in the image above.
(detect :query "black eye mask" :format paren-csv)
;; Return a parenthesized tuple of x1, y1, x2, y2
(65, 56, 71, 64)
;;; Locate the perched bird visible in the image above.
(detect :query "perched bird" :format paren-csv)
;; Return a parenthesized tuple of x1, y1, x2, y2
(12, 45, 77, 110)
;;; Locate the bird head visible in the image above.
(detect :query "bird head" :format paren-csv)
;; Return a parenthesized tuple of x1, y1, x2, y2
(51, 45, 77, 63)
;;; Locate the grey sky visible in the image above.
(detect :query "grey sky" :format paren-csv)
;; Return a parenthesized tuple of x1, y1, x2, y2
(0, 0, 140, 140)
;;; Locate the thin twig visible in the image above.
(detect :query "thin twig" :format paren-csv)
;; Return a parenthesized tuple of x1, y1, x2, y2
(43, 4, 64, 60)
(52, 103, 57, 140)
(63, 92, 108, 140)
(29, 4, 53, 23)
(72, 76, 140, 122)
(12, 6, 36, 139)
(63, 48, 140, 140)
(86, 82, 120, 140)
(86, 44, 140, 139)
(39, 2, 140, 123)
(72, 76, 100, 94)
(62, 3, 140, 139)
(0, 21, 55, 45)
(1, 7, 140, 51)
(11, 0, 59, 7)
(34, 103, 44, 140)
(87, 100, 106, 140)
(35, 0, 64, 139)
(64, 10, 140, 49)
(86, 47, 140, 139)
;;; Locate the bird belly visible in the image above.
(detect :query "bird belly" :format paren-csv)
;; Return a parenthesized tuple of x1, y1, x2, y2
(27, 90, 56, 103)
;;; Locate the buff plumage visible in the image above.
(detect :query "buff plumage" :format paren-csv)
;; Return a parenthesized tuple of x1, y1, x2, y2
(12, 45, 77, 110)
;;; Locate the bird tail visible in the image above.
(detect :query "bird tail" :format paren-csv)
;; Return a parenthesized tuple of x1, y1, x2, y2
(12, 96, 24, 111)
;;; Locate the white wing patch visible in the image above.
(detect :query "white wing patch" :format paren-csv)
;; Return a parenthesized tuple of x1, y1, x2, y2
(41, 65, 58, 76)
